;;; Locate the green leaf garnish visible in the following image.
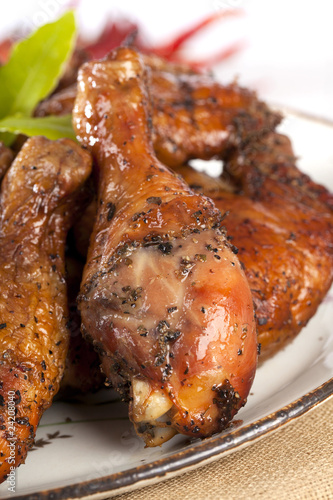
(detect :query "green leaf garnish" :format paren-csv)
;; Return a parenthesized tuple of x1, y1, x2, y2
(0, 114, 76, 142)
(0, 11, 77, 145)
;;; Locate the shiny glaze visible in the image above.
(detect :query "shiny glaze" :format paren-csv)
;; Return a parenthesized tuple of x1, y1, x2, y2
(0, 137, 92, 482)
(223, 133, 333, 358)
(73, 47, 257, 444)
(145, 54, 280, 167)
(0, 140, 101, 398)
(177, 133, 333, 360)
(36, 53, 280, 167)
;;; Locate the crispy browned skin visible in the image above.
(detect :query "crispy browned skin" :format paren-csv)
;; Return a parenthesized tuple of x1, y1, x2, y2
(69, 141, 333, 395)
(146, 56, 280, 166)
(73, 47, 257, 445)
(36, 53, 280, 167)
(72, 129, 333, 367)
(0, 137, 92, 482)
(177, 133, 333, 360)
(0, 142, 14, 180)
(0, 140, 100, 397)
(223, 133, 333, 358)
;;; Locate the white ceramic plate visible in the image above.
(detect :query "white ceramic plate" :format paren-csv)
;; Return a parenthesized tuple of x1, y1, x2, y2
(1, 110, 332, 500)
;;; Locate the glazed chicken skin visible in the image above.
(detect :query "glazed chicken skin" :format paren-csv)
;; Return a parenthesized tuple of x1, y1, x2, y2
(36, 53, 280, 167)
(73, 47, 257, 445)
(177, 155, 333, 358)
(219, 132, 333, 358)
(145, 54, 280, 167)
(0, 137, 91, 481)
(224, 132, 333, 213)
(0, 141, 102, 398)
(66, 131, 333, 397)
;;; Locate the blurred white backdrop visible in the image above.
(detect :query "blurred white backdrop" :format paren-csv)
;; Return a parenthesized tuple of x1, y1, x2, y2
(1, 0, 333, 119)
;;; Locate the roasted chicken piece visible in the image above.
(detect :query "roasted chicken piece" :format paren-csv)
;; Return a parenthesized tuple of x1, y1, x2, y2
(181, 131, 332, 360)
(177, 159, 333, 358)
(224, 132, 333, 212)
(35, 84, 77, 118)
(73, 47, 257, 446)
(0, 141, 100, 397)
(66, 132, 333, 397)
(0, 137, 92, 482)
(219, 132, 333, 358)
(36, 53, 280, 167)
(145, 54, 280, 167)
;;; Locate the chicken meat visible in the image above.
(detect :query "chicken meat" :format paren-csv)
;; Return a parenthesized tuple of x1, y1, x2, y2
(36, 53, 280, 167)
(66, 131, 333, 396)
(72, 47, 257, 446)
(219, 132, 333, 358)
(0, 137, 91, 481)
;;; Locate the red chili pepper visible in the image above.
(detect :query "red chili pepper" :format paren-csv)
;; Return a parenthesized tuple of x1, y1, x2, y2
(140, 10, 242, 59)
(83, 10, 244, 70)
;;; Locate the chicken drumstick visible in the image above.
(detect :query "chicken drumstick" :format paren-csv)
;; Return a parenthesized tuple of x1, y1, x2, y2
(37, 53, 280, 167)
(73, 47, 257, 446)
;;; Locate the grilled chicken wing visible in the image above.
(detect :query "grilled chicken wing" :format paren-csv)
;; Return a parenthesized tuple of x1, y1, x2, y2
(177, 132, 333, 360)
(224, 132, 333, 212)
(145, 55, 280, 166)
(73, 47, 257, 446)
(220, 132, 333, 358)
(36, 53, 280, 167)
(0, 137, 91, 481)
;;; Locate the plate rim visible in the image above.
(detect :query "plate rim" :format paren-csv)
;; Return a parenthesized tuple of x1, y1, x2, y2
(14, 378, 333, 500)
(11, 108, 333, 499)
